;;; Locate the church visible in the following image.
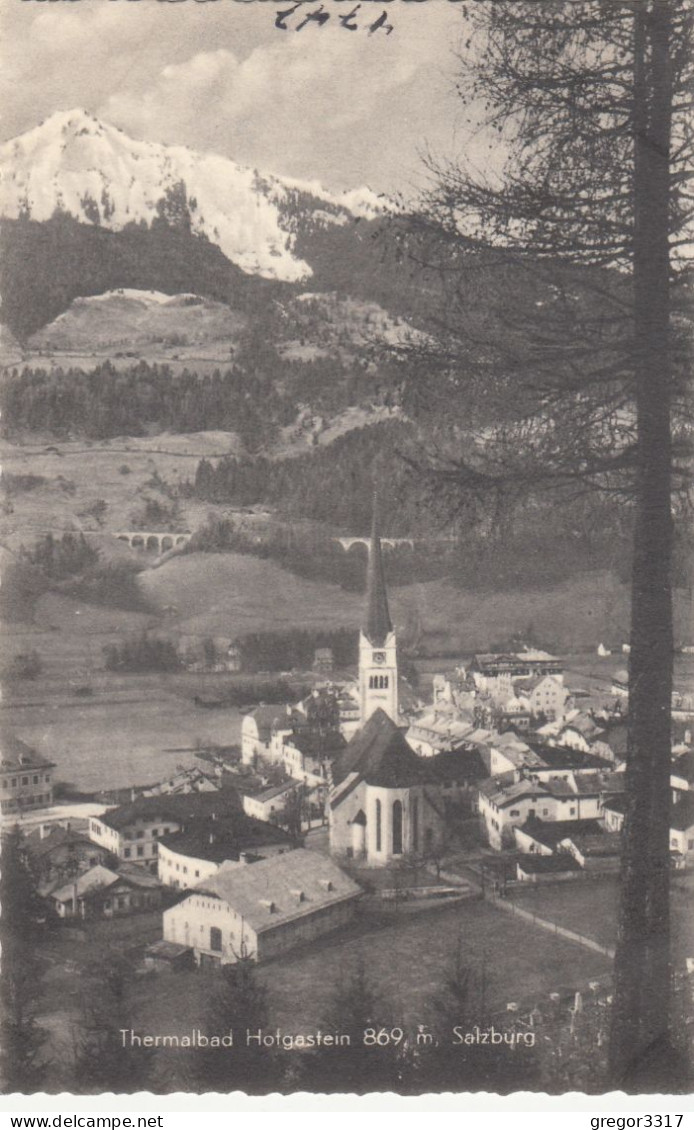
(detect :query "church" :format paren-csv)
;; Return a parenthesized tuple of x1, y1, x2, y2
(329, 511, 447, 865)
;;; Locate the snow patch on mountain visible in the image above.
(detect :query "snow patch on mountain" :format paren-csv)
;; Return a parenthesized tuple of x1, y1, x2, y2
(0, 109, 385, 284)
(28, 287, 246, 352)
(86, 289, 196, 306)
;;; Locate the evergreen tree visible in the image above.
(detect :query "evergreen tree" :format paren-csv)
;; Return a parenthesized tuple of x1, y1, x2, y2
(295, 957, 405, 1093)
(0, 828, 49, 1093)
(71, 951, 155, 1093)
(191, 955, 282, 1094)
(403, 0, 692, 1088)
(413, 948, 536, 1094)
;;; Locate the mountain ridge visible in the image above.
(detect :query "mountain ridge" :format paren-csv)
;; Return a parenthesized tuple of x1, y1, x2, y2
(0, 109, 386, 284)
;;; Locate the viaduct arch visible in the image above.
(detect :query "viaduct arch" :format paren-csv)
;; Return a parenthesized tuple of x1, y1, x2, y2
(113, 531, 192, 553)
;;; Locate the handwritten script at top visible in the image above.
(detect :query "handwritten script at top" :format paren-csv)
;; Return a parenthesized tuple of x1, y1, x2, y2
(275, 3, 394, 34)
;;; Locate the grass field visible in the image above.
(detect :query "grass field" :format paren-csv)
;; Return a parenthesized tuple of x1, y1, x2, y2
(144, 553, 694, 659)
(35, 894, 611, 1088)
(0, 432, 244, 553)
(508, 874, 694, 963)
(1, 671, 243, 791)
(136, 897, 611, 1041)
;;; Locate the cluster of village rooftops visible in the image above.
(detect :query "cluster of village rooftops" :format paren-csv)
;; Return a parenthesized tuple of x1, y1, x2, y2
(3, 514, 694, 970)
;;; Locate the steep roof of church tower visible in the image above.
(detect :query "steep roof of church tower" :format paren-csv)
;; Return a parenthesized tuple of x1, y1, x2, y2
(332, 709, 434, 790)
(363, 503, 393, 647)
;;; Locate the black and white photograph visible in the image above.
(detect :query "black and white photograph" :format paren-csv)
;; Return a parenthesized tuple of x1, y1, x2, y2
(0, 0, 693, 1106)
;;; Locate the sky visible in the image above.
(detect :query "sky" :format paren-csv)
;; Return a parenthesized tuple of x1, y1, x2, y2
(1, 0, 476, 197)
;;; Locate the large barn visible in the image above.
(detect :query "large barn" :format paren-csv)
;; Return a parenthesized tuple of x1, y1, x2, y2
(162, 848, 361, 966)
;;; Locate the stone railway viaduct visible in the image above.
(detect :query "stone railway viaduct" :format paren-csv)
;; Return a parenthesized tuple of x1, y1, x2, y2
(114, 532, 448, 554)
(113, 531, 192, 553)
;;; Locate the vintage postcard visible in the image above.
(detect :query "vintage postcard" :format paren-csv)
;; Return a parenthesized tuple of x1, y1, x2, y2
(0, 0, 692, 1110)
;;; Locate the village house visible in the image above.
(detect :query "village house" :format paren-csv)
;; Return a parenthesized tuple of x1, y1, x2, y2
(522, 742, 616, 778)
(280, 725, 346, 786)
(601, 795, 627, 833)
(46, 862, 163, 920)
(516, 854, 582, 883)
(560, 831, 622, 873)
(478, 732, 548, 777)
(336, 689, 362, 737)
(513, 816, 607, 856)
(478, 778, 560, 850)
(406, 709, 475, 758)
(162, 849, 361, 966)
(141, 766, 219, 797)
(670, 794, 694, 860)
(24, 824, 112, 887)
(425, 748, 489, 797)
(611, 670, 629, 698)
(312, 647, 334, 674)
(241, 705, 292, 765)
(178, 635, 241, 673)
(431, 669, 476, 713)
(87, 791, 243, 872)
(1, 734, 56, 815)
(470, 651, 564, 697)
(241, 781, 297, 824)
(495, 693, 533, 732)
(671, 750, 694, 800)
(552, 712, 607, 753)
(157, 810, 294, 890)
(601, 792, 693, 867)
(479, 770, 624, 850)
(513, 674, 569, 721)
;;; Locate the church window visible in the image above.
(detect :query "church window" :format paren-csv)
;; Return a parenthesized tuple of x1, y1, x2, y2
(375, 799, 382, 852)
(412, 798, 419, 852)
(382, 676, 389, 689)
(392, 801, 403, 855)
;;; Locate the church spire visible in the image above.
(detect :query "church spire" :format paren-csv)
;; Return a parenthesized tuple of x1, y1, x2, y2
(363, 496, 393, 647)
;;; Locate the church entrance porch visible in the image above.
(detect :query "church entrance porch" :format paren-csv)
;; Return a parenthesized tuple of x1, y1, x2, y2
(350, 811, 367, 858)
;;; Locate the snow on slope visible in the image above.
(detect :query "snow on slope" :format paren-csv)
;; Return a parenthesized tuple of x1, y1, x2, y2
(0, 109, 385, 284)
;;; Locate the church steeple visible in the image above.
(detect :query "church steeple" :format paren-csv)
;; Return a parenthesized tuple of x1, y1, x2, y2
(357, 496, 398, 726)
(363, 498, 393, 647)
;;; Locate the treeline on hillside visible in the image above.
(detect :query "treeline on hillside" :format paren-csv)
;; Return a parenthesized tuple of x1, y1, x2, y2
(0, 363, 291, 448)
(191, 469, 692, 595)
(188, 517, 454, 592)
(0, 212, 279, 341)
(0, 533, 148, 623)
(0, 355, 402, 446)
(236, 628, 358, 672)
(19, 531, 98, 580)
(188, 420, 430, 533)
(103, 634, 181, 673)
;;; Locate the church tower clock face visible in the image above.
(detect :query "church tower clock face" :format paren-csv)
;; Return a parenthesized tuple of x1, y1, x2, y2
(372, 651, 386, 665)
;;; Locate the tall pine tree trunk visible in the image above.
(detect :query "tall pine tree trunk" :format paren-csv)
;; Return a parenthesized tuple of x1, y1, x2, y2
(609, 0, 676, 1089)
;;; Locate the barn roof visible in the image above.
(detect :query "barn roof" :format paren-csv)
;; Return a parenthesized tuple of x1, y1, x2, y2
(1, 733, 55, 773)
(189, 849, 361, 934)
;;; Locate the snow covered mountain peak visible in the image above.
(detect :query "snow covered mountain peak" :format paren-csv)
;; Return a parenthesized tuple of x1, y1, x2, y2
(0, 110, 386, 283)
